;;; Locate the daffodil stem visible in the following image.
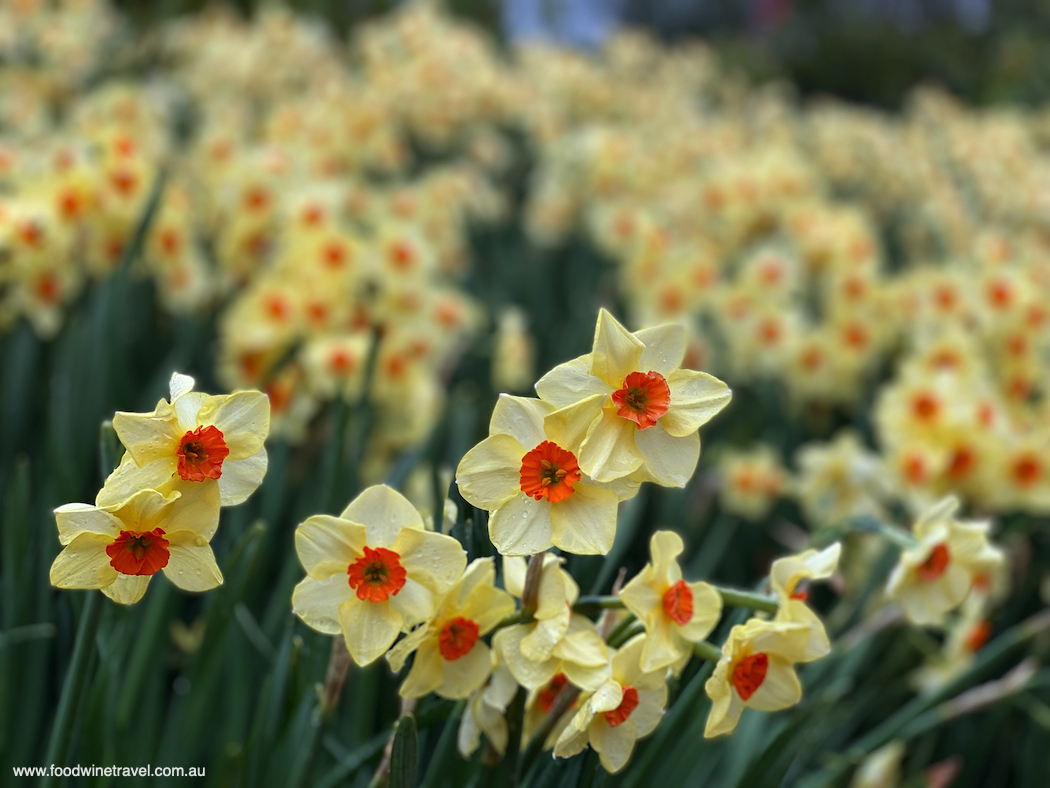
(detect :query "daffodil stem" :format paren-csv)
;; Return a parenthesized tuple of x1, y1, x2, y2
(607, 621, 646, 649)
(519, 553, 545, 622)
(693, 641, 722, 663)
(573, 595, 627, 615)
(41, 590, 102, 788)
(712, 586, 779, 615)
(851, 515, 918, 550)
(503, 686, 528, 787)
(604, 612, 637, 645)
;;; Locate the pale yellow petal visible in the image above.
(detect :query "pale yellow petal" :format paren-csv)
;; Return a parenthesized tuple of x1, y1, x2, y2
(494, 625, 560, 689)
(169, 372, 195, 401)
(578, 409, 644, 483)
(399, 639, 445, 698)
(489, 394, 552, 448)
(157, 481, 221, 541)
(589, 309, 644, 388)
(95, 453, 175, 509)
(102, 574, 151, 605)
(488, 493, 554, 556)
(387, 623, 432, 673)
(54, 504, 121, 546)
(633, 424, 698, 488)
(295, 515, 366, 578)
(543, 393, 607, 455)
(339, 596, 403, 666)
(292, 573, 354, 635)
(394, 527, 467, 595)
(439, 640, 493, 699)
(110, 488, 178, 533)
(173, 392, 208, 433)
(631, 686, 668, 737)
(535, 353, 609, 408)
(549, 483, 617, 555)
(659, 370, 732, 438)
(197, 390, 270, 460)
(164, 536, 223, 592)
(391, 578, 439, 629)
(636, 324, 686, 376)
(591, 717, 637, 774)
(341, 485, 425, 548)
(745, 657, 802, 712)
(49, 533, 117, 589)
(455, 434, 524, 511)
(217, 449, 268, 506)
(676, 581, 723, 642)
(112, 399, 181, 466)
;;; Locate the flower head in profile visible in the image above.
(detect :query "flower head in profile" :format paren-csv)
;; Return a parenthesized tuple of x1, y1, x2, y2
(770, 542, 841, 662)
(553, 634, 668, 774)
(291, 485, 466, 666)
(887, 496, 1004, 627)
(619, 531, 722, 673)
(458, 661, 519, 759)
(493, 555, 610, 692)
(387, 558, 516, 700)
(456, 395, 636, 556)
(537, 309, 731, 486)
(50, 481, 222, 605)
(103, 372, 270, 507)
(704, 618, 811, 738)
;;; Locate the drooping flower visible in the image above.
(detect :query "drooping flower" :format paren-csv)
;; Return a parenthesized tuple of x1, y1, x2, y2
(102, 372, 270, 507)
(49, 482, 222, 605)
(704, 618, 812, 737)
(457, 660, 520, 758)
(493, 555, 610, 691)
(886, 496, 1004, 627)
(291, 485, 466, 666)
(619, 531, 722, 673)
(536, 309, 731, 486)
(456, 395, 636, 556)
(387, 558, 516, 699)
(553, 634, 668, 774)
(769, 542, 842, 661)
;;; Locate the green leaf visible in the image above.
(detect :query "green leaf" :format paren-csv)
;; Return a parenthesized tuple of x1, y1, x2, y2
(390, 713, 419, 788)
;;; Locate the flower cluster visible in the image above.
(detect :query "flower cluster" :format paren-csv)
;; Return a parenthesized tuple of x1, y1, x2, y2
(49, 373, 270, 604)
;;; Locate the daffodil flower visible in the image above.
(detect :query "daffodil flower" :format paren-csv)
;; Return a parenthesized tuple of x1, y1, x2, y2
(619, 531, 722, 673)
(291, 485, 466, 666)
(887, 496, 1004, 627)
(387, 558, 516, 699)
(704, 618, 812, 738)
(49, 482, 222, 605)
(102, 373, 270, 507)
(493, 555, 610, 691)
(536, 309, 731, 486)
(458, 660, 519, 758)
(456, 394, 636, 556)
(553, 634, 668, 774)
(769, 542, 841, 661)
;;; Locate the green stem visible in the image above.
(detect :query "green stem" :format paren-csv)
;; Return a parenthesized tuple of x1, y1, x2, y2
(693, 641, 722, 663)
(573, 595, 626, 616)
(41, 591, 103, 788)
(712, 586, 779, 616)
(604, 613, 637, 646)
(519, 684, 581, 778)
(502, 687, 527, 788)
(607, 622, 645, 649)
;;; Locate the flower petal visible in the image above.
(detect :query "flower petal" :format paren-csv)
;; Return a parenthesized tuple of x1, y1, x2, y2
(438, 640, 493, 699)
(488, 493, 554, 556)
(157, 480, 221, 540)
(399, 639, 445, 698)
(659, 370, 732, 438)
(217, 449, 268, 506)
(578, 409, 644, 483)
(394, 527, 467, 596)
(338, 596, 403, 666)
(633, 424, 698, 487)
(164, 535, 223, 592)
(169, 372, 196, 401)
(636, 324, 686, 376)
(549, 483, 617, 555)
(535, 353, 610, 408)
(112, 399, 181, 466)
(49, 533, 117, 589)
(591, 717, 638, 774)
(489, 395, 552, 448)
(341, 485, 425, 548)
(544, 393, 606, 456)
(95, 452, 175, 509)
(589, 309, 644, 388)
(295, 515, 366, 578)
(292, 573, 354, 635)
(455, 434, 524, 511)
(494, 625, 559, 689)
(745, 657, 802, 712)
(197, 391, 270, 460)
(54, 504, 121, 545)
(102, 574, 151, 605)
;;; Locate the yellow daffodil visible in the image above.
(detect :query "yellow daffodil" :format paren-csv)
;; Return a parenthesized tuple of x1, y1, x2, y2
(50, 482, 222, 605)
(291, 485, 466, 666)
(887, 496, 1004, 627)
(770, 542, 842, 661)
(619, 531, 722, 673)
(493, 555, 610, 691)
(102, 372, 270, 507)
(704, 618, 811, 738)
(457, 660, 519, 758)
(456, 394, 635, 556)
(387, 558, 515, 699)
(537, 309, 731, 486)
(553, 634, 668, 774)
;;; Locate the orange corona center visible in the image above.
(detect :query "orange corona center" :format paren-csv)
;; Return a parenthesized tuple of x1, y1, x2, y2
(603, 686, 639, 728)
(519, 441, 581, 503)
(731, 652, 768, 701)
(662, 580, 694, 626)
(438, 616, 480, 661)
(612, 370, 670, 429)
(537, 673, 569, 714)
(176, 425, 230, 482)
(106, 528, 170, 576)
(964, 620, 992, 653)
(347, 546, 407, 602)
(917, 543, 950, 582)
